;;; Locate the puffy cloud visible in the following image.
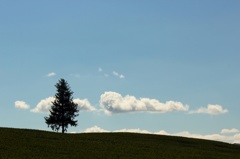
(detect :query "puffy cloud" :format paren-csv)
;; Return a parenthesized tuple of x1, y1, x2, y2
(161, 131, 240, 143)
(31, 97, 54, 113)
(100, 91, 189, 114)
(84, 127, 150, 134)
(113, 71, 125, 79)
(83, 126, 150, 134)
(114, 128, 151, 134)
(15, 101, 30, 110)
(221, 128, 239, 134)
(47, 72, 57, 77)
(189, 104, 228, 115)
(233, 134, 240, 143)
(73, 98, 96, 111)
(169, 131, 240, 144)
(31, 97, 96, 113)
(83, 126, 240, 143)
(83, 126, 109, 133)
(172, 131, 229, 142)
(155, 130, 169, 135)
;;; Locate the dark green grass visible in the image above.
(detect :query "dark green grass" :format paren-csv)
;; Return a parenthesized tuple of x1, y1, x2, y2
(0, 127, 240, 159)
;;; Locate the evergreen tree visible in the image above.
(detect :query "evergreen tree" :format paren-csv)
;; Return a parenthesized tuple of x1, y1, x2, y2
(45, 79, 79, 133)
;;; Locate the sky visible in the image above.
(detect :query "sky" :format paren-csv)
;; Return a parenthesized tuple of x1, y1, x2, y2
(0, 0, 240, 143)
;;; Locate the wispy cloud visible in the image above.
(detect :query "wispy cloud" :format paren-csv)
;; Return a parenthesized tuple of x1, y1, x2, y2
(98, 67, 103, 72)
(98, 67, 125, 79)
(113, 71, 125, 79)
(15, 101, 30, 110)
(82, 126, 240, 143)
(189, 104, 228, 115)
(47, 72, 57, 77)
(31, 97, 96, 113)
(104, 74, 109, 77)
(100, 91, 189, 114)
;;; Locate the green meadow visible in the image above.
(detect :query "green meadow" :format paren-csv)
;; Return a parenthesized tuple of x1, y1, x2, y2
(0, 127, 239, 159)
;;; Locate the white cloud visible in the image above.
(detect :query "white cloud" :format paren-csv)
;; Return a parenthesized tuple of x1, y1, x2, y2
(31, 97, 96, 113)
(31, 97, 54, 113)
(15, 101, 30, 110)
(155, 130, 169, 135)
(114, 128, 151, 134)
(113, 71, 125, 79)
(83, 126, 109, 133)
(221, 128, 239, 134)
(163, 131, 240, 143)
(171, 131, 228, 142)
(189, 104, 228, 115)
(83, 126, 150, 134)
(100, 91, 189, 114)
(82, 126, 240, 143)
(73, 98, 96, 111)
(233, 134, 240, 143)
(47, 72, 57, 77)
(68, 132, 77, 134)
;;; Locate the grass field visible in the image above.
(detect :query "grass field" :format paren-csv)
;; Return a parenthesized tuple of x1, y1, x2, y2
(0, 127, 240, 159)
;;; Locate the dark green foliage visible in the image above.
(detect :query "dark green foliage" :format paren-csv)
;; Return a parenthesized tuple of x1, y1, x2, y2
(0, 127, 240, 159)
(45, 79, 79, 133)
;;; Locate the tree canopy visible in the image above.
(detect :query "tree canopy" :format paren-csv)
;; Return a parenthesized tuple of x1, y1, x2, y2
(45, 79, 79, 133)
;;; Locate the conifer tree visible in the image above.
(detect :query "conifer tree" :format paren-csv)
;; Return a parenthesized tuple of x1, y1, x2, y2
(45, 79, 79, 133)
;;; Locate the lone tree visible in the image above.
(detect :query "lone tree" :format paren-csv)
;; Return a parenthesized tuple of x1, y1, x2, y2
(45, 79, 79, 133)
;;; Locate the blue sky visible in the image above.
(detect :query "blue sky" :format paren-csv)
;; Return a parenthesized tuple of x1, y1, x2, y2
(1, 0, 240, 143)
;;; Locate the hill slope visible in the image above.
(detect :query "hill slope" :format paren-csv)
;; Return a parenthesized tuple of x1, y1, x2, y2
(0, 127, 240, 159)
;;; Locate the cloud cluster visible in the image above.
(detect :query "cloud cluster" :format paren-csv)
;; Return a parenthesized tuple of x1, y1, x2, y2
(83, 126, 150, 134)
(100, 91, 189, 114)
(31, 97, 96, 113)
(83, 126, 240, 143)
(189, 104, 228, 115)
(98, 67, 125, 79)
(16, 91, 228, 116)
(15, 101, 30, 110)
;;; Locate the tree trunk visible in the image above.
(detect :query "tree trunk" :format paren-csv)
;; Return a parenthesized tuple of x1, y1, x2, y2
(62, 123, 64, 133)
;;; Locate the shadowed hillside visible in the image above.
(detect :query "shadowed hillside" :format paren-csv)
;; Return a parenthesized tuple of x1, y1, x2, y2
(0, 127, 240, 159)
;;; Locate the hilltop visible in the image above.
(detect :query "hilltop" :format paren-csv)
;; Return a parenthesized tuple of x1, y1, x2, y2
(0, 127, 240, 159)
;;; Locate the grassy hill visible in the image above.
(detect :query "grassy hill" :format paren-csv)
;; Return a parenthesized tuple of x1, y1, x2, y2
(0, 127, 240, 159)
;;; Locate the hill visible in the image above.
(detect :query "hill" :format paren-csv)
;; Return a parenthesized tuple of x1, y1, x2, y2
(0, 127, 240, 159)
